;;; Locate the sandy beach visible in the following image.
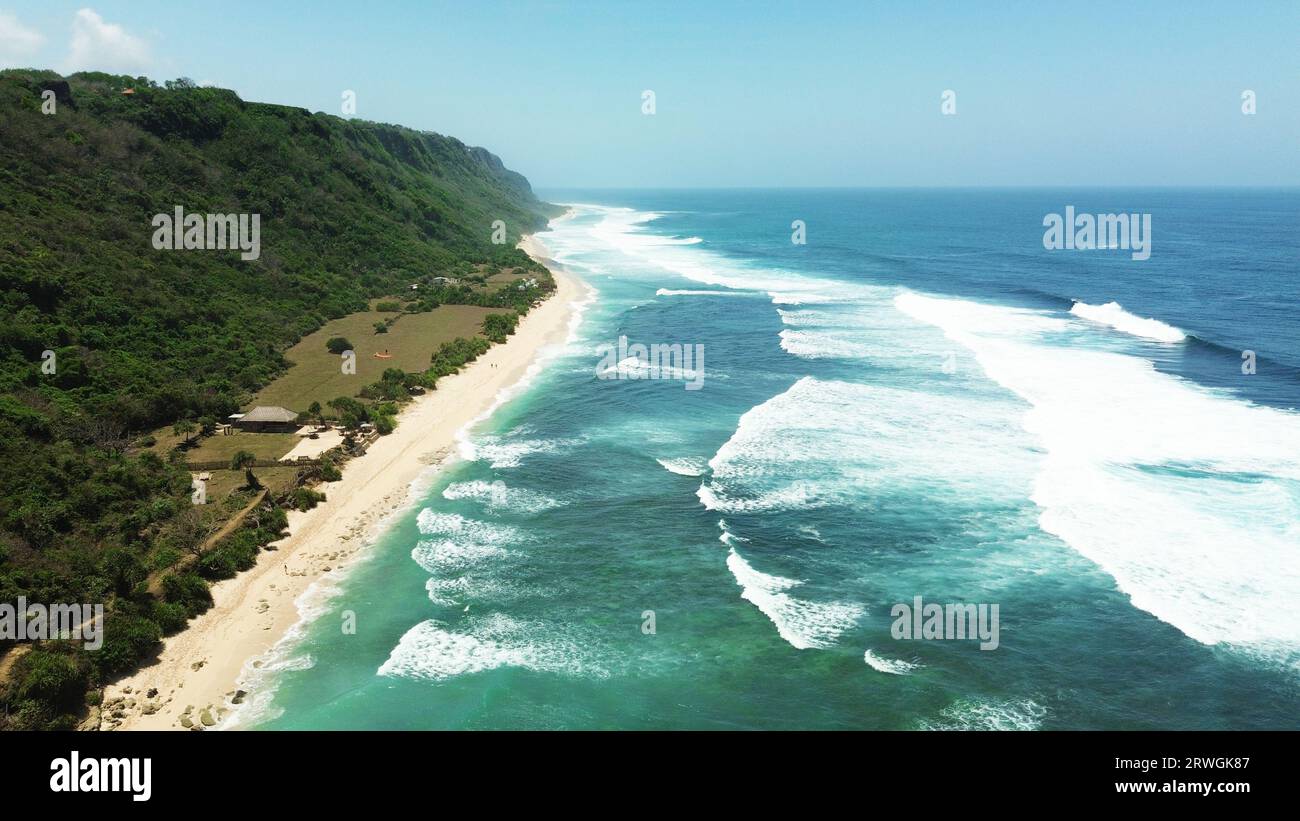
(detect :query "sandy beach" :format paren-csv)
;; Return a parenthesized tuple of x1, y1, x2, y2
(103, 222, 583, 730)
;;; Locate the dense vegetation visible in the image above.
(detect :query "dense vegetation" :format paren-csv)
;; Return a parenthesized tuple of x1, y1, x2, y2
(0, 69, 558, 728)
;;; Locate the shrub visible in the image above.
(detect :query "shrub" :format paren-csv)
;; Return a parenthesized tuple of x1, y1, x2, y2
(93, 614, 163, 677)
(288, 486, 326, 511)
(18, 650, 88, 710)
(326, 336, 353, 355)
(319, 459, 342, 482)
(151, 600, 192, 634)
(162, 571, 212, 614)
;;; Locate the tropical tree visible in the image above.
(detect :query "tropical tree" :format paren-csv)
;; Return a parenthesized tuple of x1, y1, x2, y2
(172, 418, 197, 445)
(230, 450, 260, 489)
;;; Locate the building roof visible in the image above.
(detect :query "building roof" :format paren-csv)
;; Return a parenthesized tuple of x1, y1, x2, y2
(240, 406, 298, 423)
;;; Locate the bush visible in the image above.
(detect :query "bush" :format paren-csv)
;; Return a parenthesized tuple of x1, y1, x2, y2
(483, 311, 517, 342)
(18, 650, 88, 710)
(288, 486, 326, 511)
(198, 530, 260, 580)
(326, 336, 353, 354)
(375, 301, 401, 312)
(101, 547, 147, 596)
(359, 368, 411, 401)
(319, 459, 342, 482)
(161, 571, 212, 613)
(93, 614, 163, 677)
(150, 600, 192, 634)
(427, 337, 491, 380)
(328, 396, 369, 426)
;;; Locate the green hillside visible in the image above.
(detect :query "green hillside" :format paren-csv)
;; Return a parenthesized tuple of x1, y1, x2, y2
(0, 69, 559, 729)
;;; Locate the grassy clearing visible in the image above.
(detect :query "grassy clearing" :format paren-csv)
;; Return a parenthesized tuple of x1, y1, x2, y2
(484, 266, 537, 294)
(200, 466, 301, 504)
(253, 304, 496, 412)
(140, 430, 298, 462)
(184, 432, 300, 463)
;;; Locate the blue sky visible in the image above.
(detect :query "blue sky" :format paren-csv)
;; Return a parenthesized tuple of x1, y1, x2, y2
(2, 1, 1296, 187)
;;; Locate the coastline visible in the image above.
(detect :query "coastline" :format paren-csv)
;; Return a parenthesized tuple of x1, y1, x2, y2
(104, 216, 585, 730)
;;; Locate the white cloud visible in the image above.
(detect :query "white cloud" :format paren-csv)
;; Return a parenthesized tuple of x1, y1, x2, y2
(63, 8, 150, 74)
(0, 12, 46, 67)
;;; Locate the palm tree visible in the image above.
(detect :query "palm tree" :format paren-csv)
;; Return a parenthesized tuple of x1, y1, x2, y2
(230, 450, 260, 490)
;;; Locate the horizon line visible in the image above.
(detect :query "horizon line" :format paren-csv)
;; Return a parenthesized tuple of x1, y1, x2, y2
(535, 184, 1300, 191)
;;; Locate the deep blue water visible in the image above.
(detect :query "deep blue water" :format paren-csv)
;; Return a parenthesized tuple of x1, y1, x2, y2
(243, 189, 1300, 730)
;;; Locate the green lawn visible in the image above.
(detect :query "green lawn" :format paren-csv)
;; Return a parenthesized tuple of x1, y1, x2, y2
(199, 465, 301, 504)
(484, 266, 540, 294)
(184, 431, 300, 463)
(253, 304, 496, 412)
(140, 428, 299, 464)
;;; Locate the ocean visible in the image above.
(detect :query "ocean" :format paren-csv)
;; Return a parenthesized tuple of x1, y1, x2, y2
(238, 188, 1300, 730)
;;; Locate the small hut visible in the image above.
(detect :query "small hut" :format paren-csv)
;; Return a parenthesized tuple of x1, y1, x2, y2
(235, 406, 299, 433)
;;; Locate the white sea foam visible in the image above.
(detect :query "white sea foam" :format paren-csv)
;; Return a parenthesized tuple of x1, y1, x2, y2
(599, 356, 706, 382)
(775, 308, 839, 327)
(1070, 300, 1186, 343)
(460, 435, 583, 468)
(655, 288, 754, 296)
(698, 375, 1036, 517)
(725, 548, 863, 650)
(412, 511, 519, 572)
(778, 328, 874, 359)
(895, 291, 1300, 655)
(378, 613, 608, 680)
(441, 480, 565, 515)
(411, 539, 508, 573)
(697, 481, 818, 513)
(416, 509, 521, 541)
(578, 204, 845, 306)
(425, 575, 545, 607)
(717, 520, 749, 546)
(656, 456, 708, 476)
(918, 698, 1046, 731)
(768, 292, 837, 305)
(863, 649, 920, 675)
(218, 651, 316, 730)
(796, 524, 825, 543)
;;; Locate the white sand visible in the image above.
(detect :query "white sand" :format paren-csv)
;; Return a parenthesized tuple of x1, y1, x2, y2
(279, 429, 345, 461)
(104, 222, 585, 730)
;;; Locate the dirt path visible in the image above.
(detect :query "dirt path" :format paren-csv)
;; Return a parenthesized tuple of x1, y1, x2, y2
(146, 488, 269, 596)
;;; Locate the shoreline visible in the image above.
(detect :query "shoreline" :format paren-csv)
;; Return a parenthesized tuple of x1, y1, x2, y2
(104, 216, 585, 730)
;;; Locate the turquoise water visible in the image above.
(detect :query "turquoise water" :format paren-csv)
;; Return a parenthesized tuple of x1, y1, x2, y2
(245, 189, 1300, 730)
